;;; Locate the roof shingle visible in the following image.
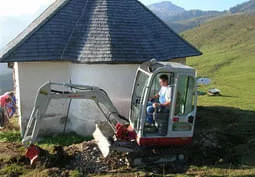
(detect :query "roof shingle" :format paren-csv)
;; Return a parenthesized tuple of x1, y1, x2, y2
(0, 0, 201, 63)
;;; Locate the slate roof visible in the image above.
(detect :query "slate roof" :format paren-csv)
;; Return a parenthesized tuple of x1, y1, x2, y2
(0, 0, 201, 63)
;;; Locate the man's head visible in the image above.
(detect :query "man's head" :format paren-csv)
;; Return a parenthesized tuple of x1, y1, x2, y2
(159, 74, 168, 87)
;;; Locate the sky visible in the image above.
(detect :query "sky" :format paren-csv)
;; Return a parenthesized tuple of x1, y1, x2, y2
(0, 0, 250, 17)
(0, 0, 54, 17)
(142, 0, 248, 10)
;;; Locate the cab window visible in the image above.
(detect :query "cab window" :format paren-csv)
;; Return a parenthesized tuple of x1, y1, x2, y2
(130, 71, 149, 129)
(175, 75, 195, 116)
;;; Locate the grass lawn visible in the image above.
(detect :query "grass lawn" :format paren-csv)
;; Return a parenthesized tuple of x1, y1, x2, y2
(183, 14, 255, 111)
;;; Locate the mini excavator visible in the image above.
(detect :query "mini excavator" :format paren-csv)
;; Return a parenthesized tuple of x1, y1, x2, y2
(22, 60, 197, 166)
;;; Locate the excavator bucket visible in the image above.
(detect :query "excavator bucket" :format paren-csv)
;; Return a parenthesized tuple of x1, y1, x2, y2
(93, 121, 115, 157)
(25, 144, 40, 165)
(93, 121, 137, 158)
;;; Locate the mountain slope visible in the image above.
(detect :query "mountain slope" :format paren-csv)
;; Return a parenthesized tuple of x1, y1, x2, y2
(148, 0, 255, 33)
(166, 11, 224, 33)
(230, 0, 255, 13)
(183, 14, 255, 110)
(148, 1, 223, 33)
(148, 1, 185, 20)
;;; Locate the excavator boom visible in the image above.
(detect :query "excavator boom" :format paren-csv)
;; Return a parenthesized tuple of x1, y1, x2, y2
(22, 82, 128, 163)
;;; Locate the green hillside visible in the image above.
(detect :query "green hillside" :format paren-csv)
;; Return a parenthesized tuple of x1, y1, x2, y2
(183, 14, 255, 111)
(169, 14, 224, 33)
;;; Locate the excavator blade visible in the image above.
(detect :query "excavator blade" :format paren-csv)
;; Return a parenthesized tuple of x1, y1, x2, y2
(93, 121, 115, 157)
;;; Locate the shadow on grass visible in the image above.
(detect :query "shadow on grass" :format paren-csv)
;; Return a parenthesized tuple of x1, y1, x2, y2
(196, 106, 255, 141)
(190, 106, 255, 167)
(217, 95, 239, 98)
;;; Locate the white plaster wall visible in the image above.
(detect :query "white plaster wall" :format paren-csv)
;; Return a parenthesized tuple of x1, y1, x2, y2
(15, 60, 188, 136)
(68, 64, 139, 135)
(15, 62, 139, 136)
(15, 62, 71, 134)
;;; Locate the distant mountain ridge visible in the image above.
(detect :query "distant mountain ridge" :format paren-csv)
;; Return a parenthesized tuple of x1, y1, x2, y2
(147, 1, 223, 33)
(148, 1, 185, 20)
(230, 0, 255, 13)
(168, 10, 222, 21)
(147, 0, 254, 33)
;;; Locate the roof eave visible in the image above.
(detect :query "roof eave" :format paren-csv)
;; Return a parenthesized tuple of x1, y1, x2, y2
(0, 52, 202, 64)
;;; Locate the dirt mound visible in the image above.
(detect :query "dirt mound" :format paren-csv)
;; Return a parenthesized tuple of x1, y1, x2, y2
(0, 142, 30, 177)
(0, 142, 23, 157)
(68, 141, 128, 174)
(35, 141, 129, 176)
(0, 141, 130, 176)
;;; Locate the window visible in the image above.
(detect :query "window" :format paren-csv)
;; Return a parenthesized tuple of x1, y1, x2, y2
(175, 75, 195, 116)
(130, 71, 149, 129)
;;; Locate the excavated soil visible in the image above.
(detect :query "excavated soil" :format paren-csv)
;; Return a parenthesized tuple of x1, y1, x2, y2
(0, 131, 253, 177)
(37, 141, 129, 175)
(0, 141, 130, 176)
(65, 141, 128, 173)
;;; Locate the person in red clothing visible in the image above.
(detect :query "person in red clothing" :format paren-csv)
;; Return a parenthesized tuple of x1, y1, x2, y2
(4, 92, 16, 118)
(0, 95, 11, 129)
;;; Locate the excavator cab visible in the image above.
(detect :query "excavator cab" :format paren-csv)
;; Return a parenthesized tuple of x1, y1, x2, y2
(129, 60, 197, 146)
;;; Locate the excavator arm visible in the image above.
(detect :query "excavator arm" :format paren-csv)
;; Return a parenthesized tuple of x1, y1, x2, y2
(22, 81, 128, 146)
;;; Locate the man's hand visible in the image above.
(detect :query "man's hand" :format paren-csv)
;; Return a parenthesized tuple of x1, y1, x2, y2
(149, 94, 159, 102)
(153, 103, 160, 108)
